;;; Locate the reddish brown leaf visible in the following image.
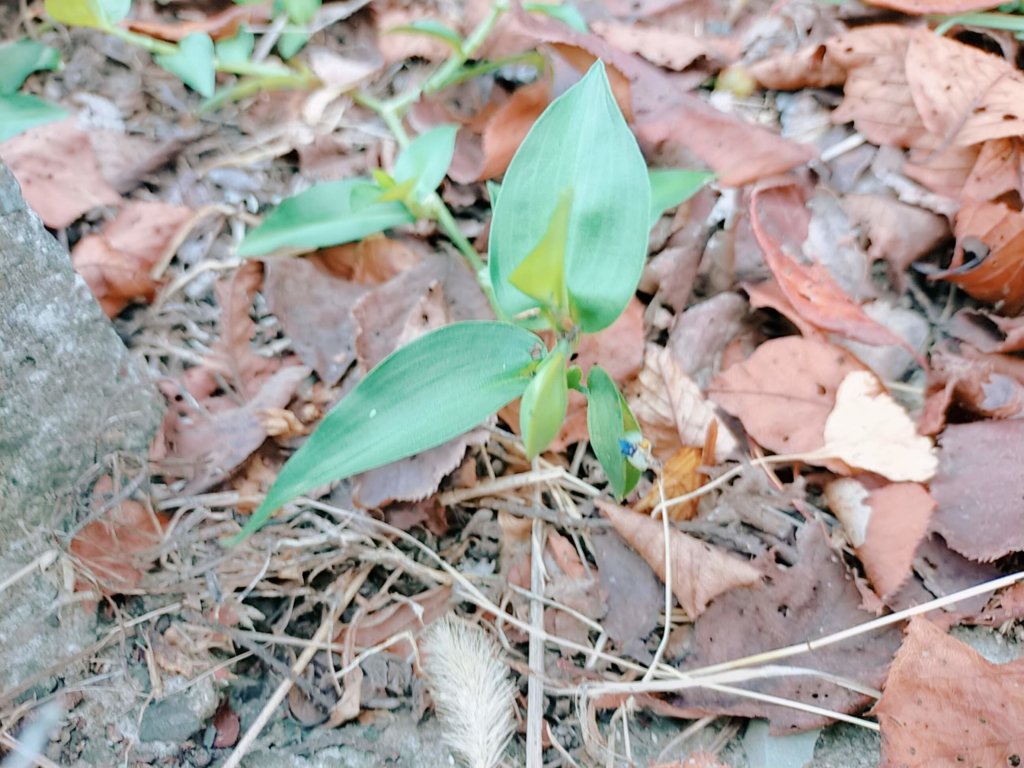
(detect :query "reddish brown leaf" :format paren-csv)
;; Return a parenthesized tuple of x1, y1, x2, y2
(72, 201, 194, 317)
(842, 194, 950, 282)
(680, 524, 903, 732)
(335, 586, 451, 650)
(929, 349, 1024, 419)
(938, 198, 1024, 314)
(599, 500, 761, 619)
(71, 477, 168, 594)
(592, 21, 739, 72)
(930, 419, 1024, 561)
(479, 80, 550, 180)
(372, 5, 461, 64)
(748, 43, 847, 91)
(901, 139, 979, 198)
(212, 701, 241, 749)
(963, 137, 1024, 202)
(875, 617, 1024, 768)
(751, 185, 913, 350)
(709, 336, 865, 456)
(126, 3, 270, 42)
(634, 446, 706, 520)
(949, 309, 1024, 353)
(0, 119, 121, 228)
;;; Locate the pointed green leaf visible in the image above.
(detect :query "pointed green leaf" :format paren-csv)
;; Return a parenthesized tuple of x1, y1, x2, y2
(393, 124, 457, 203)
(490, 61, 649, 333)
(520, 347, 568, 459)
(587, 365, 641, 499)
(0, 39, 61, 95)
(238, 178, 414, 257)
(277, 30, 309, 60)
(0, 93, 67, 142)
(156, 33, 216, 97)
(648, 168, 715, 229)
(386, 20, 464, 53)
(508, 188, 571, 314)
(228, 321, 542, 543)
(215, 30, 255, 66)
(45, 0, 130, 28)
(523, 2, 588, 32)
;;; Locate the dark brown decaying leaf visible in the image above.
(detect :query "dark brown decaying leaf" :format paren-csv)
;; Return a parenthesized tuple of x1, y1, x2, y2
(592, 530, 664, 660)
(599, 501, 761, 619)
(930, 419, 1024, 561)
(679, 523, 903, 732)
(874, 617, 1024, 768)
(709, 336, 865, 456)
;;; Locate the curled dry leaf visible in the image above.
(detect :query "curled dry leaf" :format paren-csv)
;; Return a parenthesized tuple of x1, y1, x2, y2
(949, 308, 1024, 353)
(1, 119, 121, 228)
(815, 371, 937, 482)
(72, 201, 195, 317)
(825, 478, 935, 600)
(635, 446, 705, 520)
(963, 137, 1024, 202)
(709, 336, 865, 456)
(930, 419, 1024, 561)
(628, 343, 740, 464)
(875, 617, 1024, 768)
(598, 500, 761, 619)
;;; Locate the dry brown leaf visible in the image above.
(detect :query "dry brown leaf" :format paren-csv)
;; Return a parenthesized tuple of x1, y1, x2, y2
(817, 371, 938, 482)
(949, 309, 1024, 353)
(635, 446, 705, 519)
(901, 138, 979, 198)
(72, 201, 194, 317)
(592, 530, 663, 659)
(842, 194, 950, 281)
(479, 80, 550, 180)
(929, 349, 1024, 419)
(373, 6, 461, 64)
(875, 617, 1024, 768)
(826, 478, 935, 600)
(930, 419, 1024, 561)
(709, 336, 865, 456)
(962, 137, 1024, 201)
(126, 3, 270, 41)
(828, 26, 924, 148)
(748, 43, 847, 91)
(70, 477, 168, 594)
(336, 586, 451, 649)
(628, 343, 740, 464)
(906, 29, 1024, 147)
(666, 292, 749, 386)
(0, 119, 121, 228)
(593, 21, 739, 72)
(751, 185, 914, 351)
(937, 198, 1024, 314)
(598, 500, 761, 619)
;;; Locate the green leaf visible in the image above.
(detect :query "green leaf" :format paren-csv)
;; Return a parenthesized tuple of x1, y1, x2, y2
(490, 61, 649, 333)
(238, 178, 415, 257)
(393, 124, 458, 204)
(519, 347, 568, 459)
(649, 168, 715, 229)
(215, 29, 255, 66)
(587, 366, 641, 499)
(0, 39, 61, 95)
(0, 93, 67, 142)
(386, 20, 464, 53)
(486, 180, 501, 206)
(156, 33, 216, 97)
(282, 0, 319, 23)
(523, 2, 588, 32)
(228, 321, 542, 543)
(45, 0, 129, 28)
(276, 31, 309, 60)
(508, 187, 571, 315)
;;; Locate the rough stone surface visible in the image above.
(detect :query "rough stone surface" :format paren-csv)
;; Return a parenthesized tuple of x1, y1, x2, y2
(139, 676, 220, 744)
(0, 159, 162, 703)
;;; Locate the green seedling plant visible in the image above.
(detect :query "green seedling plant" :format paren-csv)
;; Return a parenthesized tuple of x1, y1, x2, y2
(229, 59, 713, 544)
(0, 38, 66, 142)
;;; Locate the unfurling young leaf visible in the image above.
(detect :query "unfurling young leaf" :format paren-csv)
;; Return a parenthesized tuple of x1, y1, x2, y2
(393, 124, 458, 204)
(238, 178, 414, 256)
(587, 365, 642, 499)
(228, 322, 542, 543)
(490, 61, 649, 333)
(155, 33, 216, 97)
(519, 347, 568, 459)
(508, 188, 571, 319)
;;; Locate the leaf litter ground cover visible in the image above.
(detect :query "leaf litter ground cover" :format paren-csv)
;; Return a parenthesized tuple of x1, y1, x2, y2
(4, 0, 1024, 766)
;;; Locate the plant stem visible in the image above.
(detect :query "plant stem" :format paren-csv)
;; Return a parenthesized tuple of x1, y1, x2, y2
(428, 196, 485, 273)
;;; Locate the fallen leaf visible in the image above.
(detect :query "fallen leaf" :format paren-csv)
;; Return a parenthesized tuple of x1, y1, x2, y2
(905, 29, 1024, 147)
(70, 477, 168, 594)
(911, 534, 1002, 618)
(373, 5, 461, 64)
(816, 371, 938, 482)
(900, 139, 979, 199)
(748, 43, 847, 91)
(479, 80, 550, 180)
(336, 585, 451, 649)
(212, 701, 241, 749)
(936, 198, 1024, 314)
(930, 419, 1024, 561)
(635, 446, 706, 520)
(126, 3, 270, 41)
(679, 523, 903, 732)
(592, 529, 664, 660)
(0, 119, 120, 227)
(751, 185, 914, 351)
(928, 349, 1024, 419)
(962, 137, 1024, 202)
(593, 21, 739, 72)
(599, 500, 761, 619)
(874, 617, 1024, 768)
(72, 201, 195, 316)
(842, 194, 950, 283)
(826, 479, 935, 600)
(666, 292, 749, 387)
(629, 343, 740, 464)
(948, 309, 1024, 353)
(89, 130, 186, 194)
(709, 336, 865, 456)
(163, 365, 311, 493)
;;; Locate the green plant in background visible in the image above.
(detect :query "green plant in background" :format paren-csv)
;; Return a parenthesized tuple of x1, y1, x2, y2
(0, 38, 67, 142)
(227, 61, 713, 544)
